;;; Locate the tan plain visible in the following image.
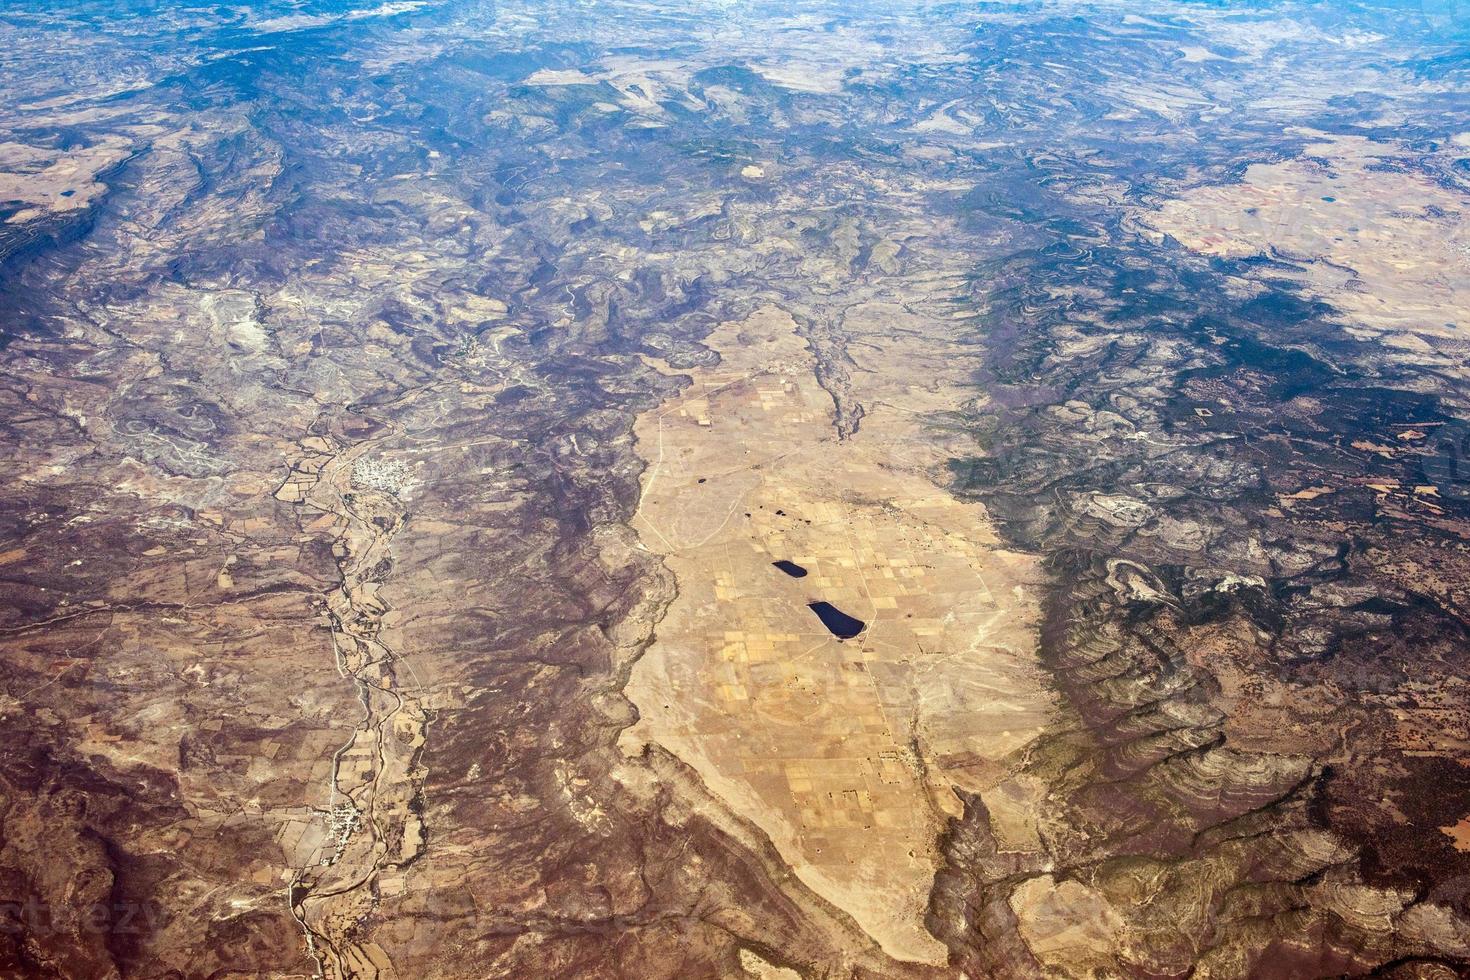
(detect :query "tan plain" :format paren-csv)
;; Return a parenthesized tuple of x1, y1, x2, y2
(621, 305, 1054, 963)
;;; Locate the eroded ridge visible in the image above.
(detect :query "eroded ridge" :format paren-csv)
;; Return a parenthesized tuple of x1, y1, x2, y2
(940, 130, 1470, 974)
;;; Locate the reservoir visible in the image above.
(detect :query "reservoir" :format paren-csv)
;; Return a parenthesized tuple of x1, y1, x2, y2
(807, 601, 865, 640)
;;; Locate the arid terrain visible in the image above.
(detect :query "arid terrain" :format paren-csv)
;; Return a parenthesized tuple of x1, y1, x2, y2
(624, 304, 1052, 963)
(0, 1, 1468, 978)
